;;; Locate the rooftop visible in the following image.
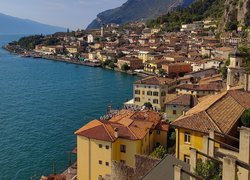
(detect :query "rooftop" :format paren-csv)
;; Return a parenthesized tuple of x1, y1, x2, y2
(134, 76, 176, 86)
(172, 90, 250, 134)
(75, 110, 169, 142)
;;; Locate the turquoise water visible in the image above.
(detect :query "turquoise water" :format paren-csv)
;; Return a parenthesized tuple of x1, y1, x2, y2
(0, 35, 138, 179)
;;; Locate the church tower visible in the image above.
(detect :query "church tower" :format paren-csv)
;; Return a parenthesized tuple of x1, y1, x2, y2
(227, 52, 249, 90)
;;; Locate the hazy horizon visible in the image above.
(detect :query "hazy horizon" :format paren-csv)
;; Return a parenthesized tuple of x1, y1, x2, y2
(0, 0, 127, 30)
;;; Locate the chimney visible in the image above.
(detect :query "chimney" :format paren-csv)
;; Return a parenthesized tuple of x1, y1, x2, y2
(114, 128, 119, 138)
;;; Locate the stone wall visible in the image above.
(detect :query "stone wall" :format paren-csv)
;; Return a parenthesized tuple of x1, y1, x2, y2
(110, 155, 160, 180)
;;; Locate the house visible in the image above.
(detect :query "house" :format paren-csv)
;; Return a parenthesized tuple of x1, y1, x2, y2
(220, 32, 242, 45)
(87, 34, 94, 43)
(213, 46, 235, 60)
(75, 110, 169, 180)
(162, 63, 191, 77)
(172, 90, 250, 163)
(35, 45, 64, 55)
(133, 76, 177, 111)
(117, 57, 143, 70)
(176, 82, 224, 97)
(164, 94, 198, 122)
(184, 68, 218, 79)
(191, 59, 224, 72)
(144, 59, 167, 73)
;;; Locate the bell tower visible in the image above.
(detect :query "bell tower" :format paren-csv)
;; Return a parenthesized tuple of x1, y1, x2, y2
(227, 53, 247, 90)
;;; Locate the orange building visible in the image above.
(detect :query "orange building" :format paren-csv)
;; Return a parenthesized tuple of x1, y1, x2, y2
(162, 63, 191, 76)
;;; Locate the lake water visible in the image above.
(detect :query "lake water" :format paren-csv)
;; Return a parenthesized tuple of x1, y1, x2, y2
(0, 35, 138, 179)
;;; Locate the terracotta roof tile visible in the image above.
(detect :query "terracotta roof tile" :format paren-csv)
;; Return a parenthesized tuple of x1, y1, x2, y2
(76, 110, 169, 141)
(172, 90, 250, 134)
(135, 76, 176, 86)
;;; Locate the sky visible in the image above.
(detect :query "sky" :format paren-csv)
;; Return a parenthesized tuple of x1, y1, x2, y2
(0, 0, 127, 29)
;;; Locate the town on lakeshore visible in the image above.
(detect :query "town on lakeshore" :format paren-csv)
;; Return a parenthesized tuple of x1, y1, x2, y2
(3, 10, 250, 180)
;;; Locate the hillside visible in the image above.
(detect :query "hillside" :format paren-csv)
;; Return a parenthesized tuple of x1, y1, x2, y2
(86, 0, 194, 29)
(147, 0, 250, 32)
(0, 13, 65, 35)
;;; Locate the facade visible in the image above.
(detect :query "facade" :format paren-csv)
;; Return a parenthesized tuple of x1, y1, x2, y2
(172, 90, 250, 162)
(162, 63, 191, 76)
(144, 59, 167, 73)
(176, 82, 223, 97)
(133, 76, 177, 111)
(227, 54, 249, 90)
(117, 57, 143, 70)
(164, 94, 198, 122)
(75, 110, 169, 180)
(191, 59, 224, 72)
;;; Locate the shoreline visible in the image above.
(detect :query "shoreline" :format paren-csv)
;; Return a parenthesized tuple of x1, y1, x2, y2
(2, 45, 149, 77)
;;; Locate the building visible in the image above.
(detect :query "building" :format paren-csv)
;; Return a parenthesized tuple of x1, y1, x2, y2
(117, 57, 143, 70)
(35, 45, 64, 55)
(172, 89, 250, 163)
(162, 63, 191, 77)
(144, 59, 167, 73)
(191, 59, 224, 72)
(87, 34, 94, 43)
(75, 110, 169, 180)
(133, 76, 177, 111)
(164, 94, 198, 122)
(176, 82, 224, 97)
(227, 54, 250, 91)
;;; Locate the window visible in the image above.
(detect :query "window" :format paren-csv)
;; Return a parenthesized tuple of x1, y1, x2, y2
(99, 144, 102, 148)
(184, 155, 190, 164)
(147, 91, 152, 96)
(184, 132, 191, 143)
(142, 91, 145, 95)
(153, 91, 159, 96)
(106, 145, 109, 150)
(120, 160, 126, 164)
(161, 91, 166, 96)
(153, 99, 159, 104)
(99, 160, 102, 165)
(135, 90, 140, 95)
(157, 130, 161, 135)
(105, 162, 109, 166)
(120, 145, 126, 153)
(173, 110, 177, 115)
(135, 97, 140, 102)
(156, 142, 160, 147)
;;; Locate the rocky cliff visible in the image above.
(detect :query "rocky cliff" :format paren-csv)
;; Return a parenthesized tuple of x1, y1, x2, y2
(86, 0, 194, 29)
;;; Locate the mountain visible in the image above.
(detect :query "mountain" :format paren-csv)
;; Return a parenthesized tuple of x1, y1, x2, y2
(0, 13, 65, 35)
(147, 0, 250, 32)
(86, 0, 194, 29)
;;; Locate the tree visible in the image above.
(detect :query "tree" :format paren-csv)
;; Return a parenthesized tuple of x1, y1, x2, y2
(195, 159, 222, 180)
(241, 109, 250, 127)
(158, 69, 165, 77)
(121, 63, 130, 71)
(150, 145, 166, 159)
(144, 102, 153, 109)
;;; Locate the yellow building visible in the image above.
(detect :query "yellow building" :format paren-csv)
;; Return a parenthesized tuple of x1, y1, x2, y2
(75, 110, 169, 180)
(65, 46, 79, 54)
(144, 59, 167, 73)
(133, 76, 177, 111)
(172, 90, 250, 163)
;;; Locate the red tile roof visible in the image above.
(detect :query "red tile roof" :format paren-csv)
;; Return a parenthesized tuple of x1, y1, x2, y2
(75, 110, 169, 142)
(172, 90, 250, 134)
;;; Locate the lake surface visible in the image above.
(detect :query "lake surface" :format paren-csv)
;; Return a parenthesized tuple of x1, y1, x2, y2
(0, 35, 138, 179)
